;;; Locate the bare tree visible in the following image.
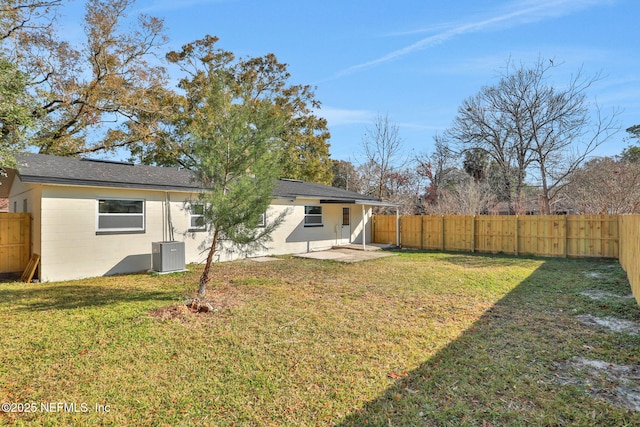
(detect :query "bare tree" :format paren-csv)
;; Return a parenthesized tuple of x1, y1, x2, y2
(446, 72, 533, 213)
(415, 134, 460, 210)
(525, 65, 620, 213)
(383, 167, 429, 214)
(561, 157, 640, 214)
(427, 177, 496, 215)
(446, 58, 619, 214)
(361, 113, 406, 201)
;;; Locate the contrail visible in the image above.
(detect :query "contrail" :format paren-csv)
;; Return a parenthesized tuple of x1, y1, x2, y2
(329, 0, 609, 80)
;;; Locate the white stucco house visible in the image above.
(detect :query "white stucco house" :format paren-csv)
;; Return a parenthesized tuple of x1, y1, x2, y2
(2, 153, 398, 282)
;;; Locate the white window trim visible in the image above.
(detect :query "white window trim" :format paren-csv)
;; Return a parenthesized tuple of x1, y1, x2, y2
(257, 212, 266, 228)
(96, 198, 145, 234)
(304, 205, 323, 227)
(189, 203, 207, 231)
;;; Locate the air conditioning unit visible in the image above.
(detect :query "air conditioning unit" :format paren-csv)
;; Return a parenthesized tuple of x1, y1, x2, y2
(152, 241, 185, 273)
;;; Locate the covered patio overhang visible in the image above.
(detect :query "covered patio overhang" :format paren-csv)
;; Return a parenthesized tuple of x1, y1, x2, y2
(319, 198, 402, 251)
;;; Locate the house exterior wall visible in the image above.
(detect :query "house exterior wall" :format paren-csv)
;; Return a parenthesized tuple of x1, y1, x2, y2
(264, 200, 341, 255)
(36, 185, 188, 281)
(28, 184, 207, 282)
(257, 200, 372, 256)
(9, 179, 375, 282)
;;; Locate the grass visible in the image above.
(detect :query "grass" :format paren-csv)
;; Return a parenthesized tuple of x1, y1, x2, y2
(0, 251, 639, 426)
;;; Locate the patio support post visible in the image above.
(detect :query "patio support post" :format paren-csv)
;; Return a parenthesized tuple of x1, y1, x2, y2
(396, 207, 400, 247)
(362, 204, 366, 251)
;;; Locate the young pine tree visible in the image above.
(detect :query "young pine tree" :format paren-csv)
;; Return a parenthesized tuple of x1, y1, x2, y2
(190, 73, 286, 298)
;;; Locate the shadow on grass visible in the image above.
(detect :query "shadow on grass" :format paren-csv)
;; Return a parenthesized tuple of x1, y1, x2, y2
(336, 256, 640, 426)
(0, 282, 177, 311)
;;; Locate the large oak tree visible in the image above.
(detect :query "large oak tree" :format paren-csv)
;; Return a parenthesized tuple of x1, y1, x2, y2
(0, 55, 34, 169)
(132, 35, 333, 184)
(1, 0, 174, 156)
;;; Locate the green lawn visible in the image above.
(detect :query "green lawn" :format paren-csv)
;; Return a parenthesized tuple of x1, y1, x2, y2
(1, 252, 639, 426)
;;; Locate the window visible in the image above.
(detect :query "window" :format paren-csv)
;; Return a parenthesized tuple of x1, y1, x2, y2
(97, 198, 145, 233)
(304, 205, 323, 227)
(189, 204, 206, 231)
(257, 212, 266, 228)
(342, 208, 350, 226)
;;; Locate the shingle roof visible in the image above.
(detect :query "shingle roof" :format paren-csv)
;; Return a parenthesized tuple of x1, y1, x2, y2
(273, 178, 381, 203)
(12, 153, 384, 203)
(15, 153, 201, 192)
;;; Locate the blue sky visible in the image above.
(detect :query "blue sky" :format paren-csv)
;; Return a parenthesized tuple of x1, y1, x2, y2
(61, 0, 640, 164)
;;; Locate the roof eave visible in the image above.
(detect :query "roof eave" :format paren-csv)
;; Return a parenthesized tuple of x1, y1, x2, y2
(18, 175, 202, 193)
(354, 199, 402, 207)
(320, 198, 402, 207)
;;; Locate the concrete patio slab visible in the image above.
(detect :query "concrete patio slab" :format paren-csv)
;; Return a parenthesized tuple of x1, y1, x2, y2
(333, 243, 397, 252)
(294, 248, 395, 263)
(249, 256, 283, 262)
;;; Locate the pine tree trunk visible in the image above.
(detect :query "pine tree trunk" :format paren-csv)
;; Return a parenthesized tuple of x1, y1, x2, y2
(198, 229, 219, 298)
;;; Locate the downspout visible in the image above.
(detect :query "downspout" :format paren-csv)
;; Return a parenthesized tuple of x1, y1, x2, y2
(162, 193, 166, 242)
(165, 192, 175, 242)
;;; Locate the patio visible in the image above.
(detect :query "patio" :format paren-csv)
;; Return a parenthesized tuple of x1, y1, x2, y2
(293, 245, 396, 263)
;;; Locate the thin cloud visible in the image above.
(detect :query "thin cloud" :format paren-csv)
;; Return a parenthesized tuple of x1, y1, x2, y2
(427, 46, 612, 77)
(331, 0, 614, 79)
(316, 107, 376, 126)
(137, 0, 235, 13)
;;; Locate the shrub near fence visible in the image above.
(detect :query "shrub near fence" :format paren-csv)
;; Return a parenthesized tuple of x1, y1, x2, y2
(373, 215, 619, 258)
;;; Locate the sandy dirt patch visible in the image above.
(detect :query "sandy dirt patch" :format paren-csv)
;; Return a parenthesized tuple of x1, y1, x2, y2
(555, 357, 640, 412)
(149, 287, 244, 321)
(580, 290, 635, 301)
(576, 314, 639, 336)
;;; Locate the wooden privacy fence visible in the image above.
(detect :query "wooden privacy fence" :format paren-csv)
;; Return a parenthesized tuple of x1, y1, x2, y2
(373, 214, 640, 305)
(0, 213, 31, 274)
(373, 215, 620, 258)
(619, 215, 640, 306)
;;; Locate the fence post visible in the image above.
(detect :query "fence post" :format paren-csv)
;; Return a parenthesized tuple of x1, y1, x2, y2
(420, 215, 424, 250)
(471, 215, 475, 253)
(564, 215, 568, 258)
(514, 215, 519, 256)
(372, 215, 375, 243)
(441, 215, 445, 251)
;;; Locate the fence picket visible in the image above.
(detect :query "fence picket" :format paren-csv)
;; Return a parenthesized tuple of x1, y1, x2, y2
(0, 213, 31, 274)
(375, 214, 619, 258)
(619, 215, 640, 306)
